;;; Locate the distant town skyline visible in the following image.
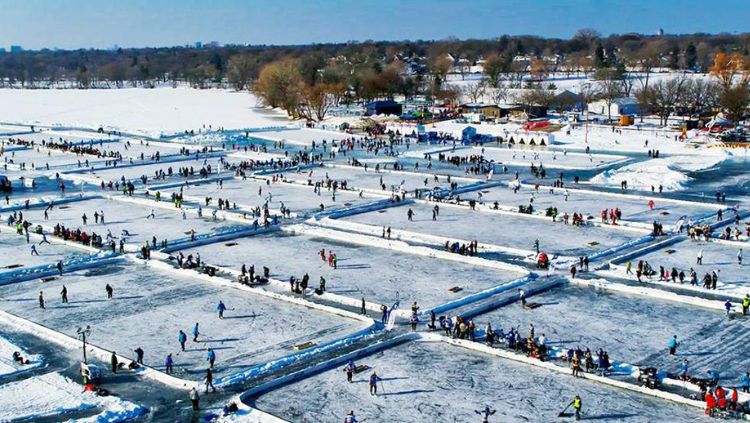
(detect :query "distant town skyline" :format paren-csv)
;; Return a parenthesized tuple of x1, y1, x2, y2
(0, 0, 748, 51)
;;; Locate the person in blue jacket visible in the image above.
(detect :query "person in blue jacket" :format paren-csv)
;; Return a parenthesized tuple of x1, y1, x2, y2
(207, 347, 216, 368)
(741, 372, 750, 393)
(178, 330, 187, 351)
(725, 300, 733, 318)
(192, 323, 200, 342)
(680, 359, 689, 379)
(369, 371, 382, 396)
(217, 301, 227, 319)
(668, 335, 679, 355)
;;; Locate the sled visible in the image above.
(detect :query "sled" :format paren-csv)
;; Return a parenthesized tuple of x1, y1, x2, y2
(293, 341, 317, 351)
(523, 302, 542, 310)
(448, 286, 463, 293)
(224, 242, 238, 247)
(588, 241, 599, 246)
(5, 264, 23, 269)
(58, 206, 71, 209)
(354, 364, 370, 373)
(664, 249, 677, 254)
(660, 212, 670, 216)
(41, 276, 57, 282)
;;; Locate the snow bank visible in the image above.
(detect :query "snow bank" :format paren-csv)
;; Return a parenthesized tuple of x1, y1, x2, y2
(591, 159, 692, 191)
(0, 334, 43, 379)
(0, 372, 146, 422)
(591, 151, 728, 192)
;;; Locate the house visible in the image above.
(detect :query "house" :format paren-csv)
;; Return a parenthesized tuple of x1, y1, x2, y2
(364, 100, 403, 116)
(457, 103, 502, 119)
(588, 97, 640, 117)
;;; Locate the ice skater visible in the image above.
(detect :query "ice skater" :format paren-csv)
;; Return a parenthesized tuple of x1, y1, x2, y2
(178, 330, 187, 351)
(217, 300, 226, 319)
(344, 359, 356, 383)
(369, 371, 382, 396)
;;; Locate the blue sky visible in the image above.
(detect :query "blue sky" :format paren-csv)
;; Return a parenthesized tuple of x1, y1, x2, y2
(0, 0, 747, 50)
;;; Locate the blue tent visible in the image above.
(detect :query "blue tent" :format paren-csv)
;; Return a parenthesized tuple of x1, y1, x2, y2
(462, 126, 477, 141)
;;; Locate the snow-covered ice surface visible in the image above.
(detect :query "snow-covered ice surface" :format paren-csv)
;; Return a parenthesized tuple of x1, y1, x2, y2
(271, 164, 468, 193)
(0, 87, 290, 137)
(469, 184, 720, 225)
(410, 145, 629, 170)
(0, 371, 145, 422)
(473, 284, 750, 377)
(251, 340, 708, 423)
(1, 86, 749, 422)
(0, 263, 362, 381)
(0, 231, 88, 274)
(77, 156, 224, 183)
(612, 238, 750, 296)
(250, 128, 353, 146)
(165, 177, 371, 216)
(178, 231, 525, 308)
(21, 196, 243, 247)
(341, 201, 637, 257)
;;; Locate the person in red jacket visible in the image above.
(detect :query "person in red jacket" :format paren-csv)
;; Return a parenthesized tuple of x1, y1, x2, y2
(730, 388, 739, 410)
(705, 392, 716, 415)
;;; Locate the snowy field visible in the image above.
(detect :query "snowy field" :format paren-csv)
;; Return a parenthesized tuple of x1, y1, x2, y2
(0, 87, 290, 136)
(342, 201, 637, 257)
(0, 263, 362, 381)
(21, 196, 244, 247)
(177, 231, 525, 308)
(252, 340, 707, 423)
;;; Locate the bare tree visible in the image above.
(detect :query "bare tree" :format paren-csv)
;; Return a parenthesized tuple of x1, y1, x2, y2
(461, 79, 487, 103)
(490, 80, 510, 105)
(684, 78, 720, 116)
(640, 76, 687, 126)
(596, 75, 624, 122)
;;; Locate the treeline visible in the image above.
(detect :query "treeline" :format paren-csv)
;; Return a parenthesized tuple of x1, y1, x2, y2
(2, 30, 748, 89)
(0, 30, 749, 121)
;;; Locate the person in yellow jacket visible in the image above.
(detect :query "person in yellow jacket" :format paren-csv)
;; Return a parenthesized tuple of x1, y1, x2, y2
(571, 395, 582, 420)
(743, 294, 749, 316)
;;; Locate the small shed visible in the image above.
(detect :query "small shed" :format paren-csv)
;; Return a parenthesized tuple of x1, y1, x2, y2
(365, 100, 402, 116)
